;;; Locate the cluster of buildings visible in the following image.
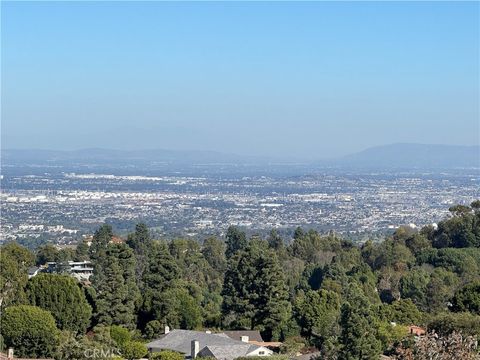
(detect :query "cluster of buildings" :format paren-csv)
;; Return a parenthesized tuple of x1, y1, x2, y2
(1, 170, 478, 244)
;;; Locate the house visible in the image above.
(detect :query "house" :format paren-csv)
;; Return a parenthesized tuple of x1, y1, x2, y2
(83, 235, 124, 246)
(146, 329, 273, 360)
(27, 266, 41, 279)
(408, 325, 426, 336)
(68, 261, 94, 281)
(44, 260, 94, 281)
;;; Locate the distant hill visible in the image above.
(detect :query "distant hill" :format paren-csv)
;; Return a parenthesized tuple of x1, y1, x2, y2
(0, 148, 271, 166)
(2, 143, 479, 170)
(335, 143, 479, 169)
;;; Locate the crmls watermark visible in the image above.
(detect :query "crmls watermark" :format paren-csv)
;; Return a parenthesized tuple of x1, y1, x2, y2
(83, 348, 121, 358)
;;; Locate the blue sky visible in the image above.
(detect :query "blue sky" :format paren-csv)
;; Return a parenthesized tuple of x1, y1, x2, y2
(2, 1, 479, 159)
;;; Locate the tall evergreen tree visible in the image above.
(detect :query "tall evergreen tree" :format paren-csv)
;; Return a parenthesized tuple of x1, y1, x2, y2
(141, 242, 180, 325)
(108, 243, 142, 316)
(225, 225, 248, 258)
(90, 224, 113, 260)
(202, 236, 227, 273)
(91, 247, 136, 329)
(126, 223, 152, 284)
(74, 241, 90, 261)
(295, 289, 341, 347)
(222, 242, 291, 340)
(338, 283, 382, 360)
(267, 229, 284, 250)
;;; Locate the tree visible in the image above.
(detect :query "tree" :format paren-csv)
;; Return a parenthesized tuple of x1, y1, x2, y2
(91, 247, 136, 329)
(202, 236, 227, 272)
(26, 273, 92, 333)
(225, 225, 248, 258)
(294, 289, 341, 348)
(452, 281, 480, 315)
(400, 268, 430, 310)
(90, 224, 113, 259)
(141, 241, 180, 326)
(426, 268, 459, 313)
(35, 244, 59, 265)
(126, 223, 152, 284)
(380, 299, 424, 326)
(289, 229, 341, 264)
(121, 341, 147, 360)
(222, 242, 291, 340)
(267, 229, 284, 250)
(338, 284, 382, 360)
(1, 305, 60, 358)
(154, 287, 202, 330)
(0, 242, 35, 307)
(144, 320, 163, 339)
(405, 234, 431, 255)
(74, 241, 90, 261)
(108, 243, 142, 318)
(366, 239, 414, 270)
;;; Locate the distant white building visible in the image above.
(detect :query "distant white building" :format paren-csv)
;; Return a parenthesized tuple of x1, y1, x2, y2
(44, 260, 94, 281)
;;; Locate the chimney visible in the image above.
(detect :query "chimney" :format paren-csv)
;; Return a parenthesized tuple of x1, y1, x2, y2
(164, 325, 170, 334)
(191, 340, 200, 359)
(241, 335, 249, 343)
(7, 348, 14, 359)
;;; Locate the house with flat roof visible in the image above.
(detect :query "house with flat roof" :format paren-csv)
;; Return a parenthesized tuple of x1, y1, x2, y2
(146, 329, 273, 360)
(43, 260, 93, 281)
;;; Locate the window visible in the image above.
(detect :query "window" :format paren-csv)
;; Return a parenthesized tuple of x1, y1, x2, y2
(259, 351, 265, 355)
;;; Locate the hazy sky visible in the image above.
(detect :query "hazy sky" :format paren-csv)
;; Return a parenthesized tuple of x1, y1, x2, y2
(2, 1, 479, 159)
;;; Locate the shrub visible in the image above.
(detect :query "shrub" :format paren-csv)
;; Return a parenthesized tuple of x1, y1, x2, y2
(110, 325, 132, 347)
(1, 305, 60, 358)
(122, 340, 147, 360)
(150, 350, 184, 360)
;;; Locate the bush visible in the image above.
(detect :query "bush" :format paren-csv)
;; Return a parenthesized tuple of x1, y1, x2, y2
(428, 312, 480, 336)
(150, 350, 184, 360)
(122, 340, 147, 360)
(110, 325, 132, 347)
(279, 336, 305, 355)
(26, 273, 92, 333)
(1, 305, 60, 358)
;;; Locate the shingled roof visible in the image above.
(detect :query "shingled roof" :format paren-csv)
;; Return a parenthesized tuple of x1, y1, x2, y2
(222, 330, 264, 342)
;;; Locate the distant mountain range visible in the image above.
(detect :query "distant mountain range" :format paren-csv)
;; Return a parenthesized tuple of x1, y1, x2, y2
(2, 143, 479, 170)
(333, 143, 480, 169)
